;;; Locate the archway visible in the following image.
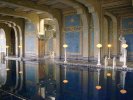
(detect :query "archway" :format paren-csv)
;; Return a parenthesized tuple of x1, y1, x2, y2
(38, 17, 60, 58)
(104, 12, 118, 56)
(10, 28, 16, 56)
(0, 28, 6, 58)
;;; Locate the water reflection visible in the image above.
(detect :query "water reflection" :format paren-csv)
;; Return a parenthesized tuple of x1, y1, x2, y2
(63, 65, 68, 84)
(95, 69, 102, 90)
(0, 60, 7, 87)
(120, 71, 127, 94)
(0, 60, 133, 100)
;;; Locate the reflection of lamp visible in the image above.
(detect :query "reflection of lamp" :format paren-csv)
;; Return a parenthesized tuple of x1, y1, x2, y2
(120, 71, 127, 94)
(107, 44, 112, 59)
(19, 71, 23, 74)
(122, 44, 128, 68)
(63, 44, 68, 63)
(6, 45, 9, 57)
(107, 72, 111, 77)
(96, 44, 102, 66)
(96, 69, 102, 90)
(63, 65, 68, 84)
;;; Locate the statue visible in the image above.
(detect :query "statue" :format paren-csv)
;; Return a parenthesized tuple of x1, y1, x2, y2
(119, 35, 126, 62)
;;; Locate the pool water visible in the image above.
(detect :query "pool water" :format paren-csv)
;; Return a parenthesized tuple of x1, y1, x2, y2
(0, 60, 133, 100)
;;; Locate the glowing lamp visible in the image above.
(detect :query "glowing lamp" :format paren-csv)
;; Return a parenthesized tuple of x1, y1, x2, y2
(19, 71, 23, 74)
(38, 32, 44, 35)
(96, 44, 102, 48)
(63, 80, 68, 84)
(18, 45, 22, 48)
(6, 46, 9, 48)
(107, 73, 111, 77)
(96, 85, 102, 90)
(107, 44, 112, 48)
(122, 44, 128, 48)
(6, 68, 10, 71)
(63, 44, 68, 48)
(120, 89, 127, 94)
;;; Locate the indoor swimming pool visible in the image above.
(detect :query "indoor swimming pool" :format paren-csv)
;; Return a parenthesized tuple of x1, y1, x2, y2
(0, 60, 133, 100)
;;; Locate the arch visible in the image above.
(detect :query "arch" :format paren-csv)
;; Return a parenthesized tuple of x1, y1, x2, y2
(12, 26, 18, 57)
(0, 28, 6, 56)
(18, 61, 24, 91)
(16, 25, 23, 57)
(5, 21, 23, 57)
(105, 12, 118, 55)
(0, 20, 23, 57)
(76, 0, 101, 58)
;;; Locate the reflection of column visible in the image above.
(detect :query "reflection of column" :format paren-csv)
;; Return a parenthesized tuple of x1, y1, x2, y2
(63, 65, 68, 84)
(0, 60, 7, 86)
(18, 61, 23, 91)
(96, 69, 102, 90)
(63, 44, 68, 63)
(120, 71, 127, 94)
(82, 69, 88, 100)
(14, 61, 19, 89)
(112, 69, 116, 81)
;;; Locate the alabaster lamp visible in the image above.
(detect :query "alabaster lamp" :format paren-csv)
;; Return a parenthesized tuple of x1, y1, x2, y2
(96, 44, 102, 66)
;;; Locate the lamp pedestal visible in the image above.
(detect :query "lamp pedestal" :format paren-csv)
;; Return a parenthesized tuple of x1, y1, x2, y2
(63, 44, 68, 63)
(97, 50, 101, 66)
(122, 49, 127, 68)
(64, 48, 67, 63)
(96, 44, 102, 66)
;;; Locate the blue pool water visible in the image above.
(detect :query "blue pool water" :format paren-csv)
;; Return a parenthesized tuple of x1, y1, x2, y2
(0, 60, 133, 100)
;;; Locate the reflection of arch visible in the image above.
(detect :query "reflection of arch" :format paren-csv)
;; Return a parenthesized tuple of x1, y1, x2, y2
(0, 61, 7, 86)
(0, 28, 6, 55)
(105, 12, 118, 55)
(18, 61, 24, 91)
(14, 61, 19, 89)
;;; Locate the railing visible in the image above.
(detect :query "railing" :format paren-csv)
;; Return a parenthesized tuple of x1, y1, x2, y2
(0, 89, 29, 100)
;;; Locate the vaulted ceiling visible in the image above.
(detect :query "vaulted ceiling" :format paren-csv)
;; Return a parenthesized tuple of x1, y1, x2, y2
(102, 0, 133, 15)
(0, 0, 132, 19)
